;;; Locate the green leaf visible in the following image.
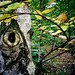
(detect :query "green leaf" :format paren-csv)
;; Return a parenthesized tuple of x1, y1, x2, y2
(32, 49, 45, 56)
(33, 57, 38, 62)
(32, 52, 37, 56)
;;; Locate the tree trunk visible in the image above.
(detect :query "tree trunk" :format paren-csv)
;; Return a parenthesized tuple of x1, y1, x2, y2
(16, 6, 35, 75)
(0, 1, 35, 75)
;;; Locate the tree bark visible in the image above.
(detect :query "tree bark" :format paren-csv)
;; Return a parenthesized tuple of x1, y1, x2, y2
(0, 1, 35, 75)
(16, 6, 35, 75)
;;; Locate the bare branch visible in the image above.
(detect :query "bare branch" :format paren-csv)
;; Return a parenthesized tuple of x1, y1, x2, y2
(43, 50, 69, 63)
(40, 36, 75, 63)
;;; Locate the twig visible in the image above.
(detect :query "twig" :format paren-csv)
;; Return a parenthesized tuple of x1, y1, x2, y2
(39, 14, 69, 40)
(40, 36, 75, 63)
(43, 50, 69, 63)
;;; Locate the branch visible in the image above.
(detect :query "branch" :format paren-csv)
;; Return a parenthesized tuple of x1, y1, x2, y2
(40, 36, 75, 63)
(43, 50, 69, 63)
(39, 15, 69, 40)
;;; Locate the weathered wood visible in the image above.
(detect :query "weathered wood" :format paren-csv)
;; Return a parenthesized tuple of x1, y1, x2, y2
(0, 1, 35, 75)
(16, 6, 35, 75)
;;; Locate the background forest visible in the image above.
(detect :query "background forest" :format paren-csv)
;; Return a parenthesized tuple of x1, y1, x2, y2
(0, 0, 75, 75)
(31, 0, 75, 75)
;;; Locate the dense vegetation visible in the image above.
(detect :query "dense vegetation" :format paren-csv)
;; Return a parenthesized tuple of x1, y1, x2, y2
(0, 0, 75, 75)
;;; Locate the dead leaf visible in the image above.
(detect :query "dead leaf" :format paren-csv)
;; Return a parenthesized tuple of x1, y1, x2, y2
(59, 35, 67, 40)
(57, 12, 68, 23)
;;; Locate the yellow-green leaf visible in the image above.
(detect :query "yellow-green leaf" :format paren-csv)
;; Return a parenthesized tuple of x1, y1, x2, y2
(61, 25, 68, 31)
(0, 8, 4, 12)
(55, 30, 62, 34)
(54, 20, 61, 25)
(46, 17, 51, 19)
(58, 48, 69, 51)
(51, 30, 62, 36)
(6, 2, 24, 12)
(4, 15, 18, 23)
(64, 23, 69, 25)
(4, 18, 11, 23)
(70, 16, 75, 20)
(70, 21, 73, 24)
(64, 23, 74, 27)
(70, 24, 74, 27)
(34, 9, 42, 20)
(51, 17, 56, 21)
(0, 1, 11, 7)
(42, 8, 54, 14)
(11, 15, 18, 19)
(0, 14, 10, 20)
(48, 30, 54, 33)
(24, 0, 32, 2)
(68, 39, 75, 45)
(38, 26, 48, 31)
